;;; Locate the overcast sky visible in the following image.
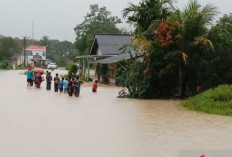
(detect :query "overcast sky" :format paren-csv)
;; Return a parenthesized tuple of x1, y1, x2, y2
(0, 0, 231, 42)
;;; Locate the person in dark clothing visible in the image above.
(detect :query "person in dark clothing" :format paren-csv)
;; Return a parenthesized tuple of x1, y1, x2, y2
(68, 78, 74, 96)
(73, 76, 84, 97)
(46, 71, 49, 89)
(54, 73, 60, 92)
(46, 72, 53, 90)
(73, 78, 79, 97)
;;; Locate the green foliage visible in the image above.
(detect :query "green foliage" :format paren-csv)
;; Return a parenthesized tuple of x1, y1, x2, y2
(38, 36, 75, 67)
(0, 37, 20, 65)
(117, 46, 180, 98)
(80, 76, 92, 82)
(121, 0, 221, 98)
(16, 65, 28, 70)
(67, 64, 78, 78)
(0, 35, 75, 68)
(0, 60, 9, 69)
(101, 64, 108, 76)
(182, 85, 232, 116)
(74, 4, 123, 55)
(195, 14, 232, 90)
(123, 0, 173, 39)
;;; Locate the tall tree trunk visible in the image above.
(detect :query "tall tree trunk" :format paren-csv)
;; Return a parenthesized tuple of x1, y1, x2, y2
(180, 66, 186, 98)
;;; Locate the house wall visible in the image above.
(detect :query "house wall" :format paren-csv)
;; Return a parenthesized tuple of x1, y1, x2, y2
(15, 55, 34, 66)
(97, 48, 102, 55)
(28, 49, 46, 60)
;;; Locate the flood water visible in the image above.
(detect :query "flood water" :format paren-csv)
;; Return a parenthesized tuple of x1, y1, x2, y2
(0, 70, 232, 157)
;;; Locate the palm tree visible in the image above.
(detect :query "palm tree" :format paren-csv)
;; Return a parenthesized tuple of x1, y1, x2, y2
(181, 0, 217, 42)
(172, 0, 217, 96)
(123, 0, 174, 39)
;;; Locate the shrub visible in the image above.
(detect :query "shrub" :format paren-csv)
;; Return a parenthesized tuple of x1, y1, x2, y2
(67, 64, 78, 78)
(0, 60, 9, 69)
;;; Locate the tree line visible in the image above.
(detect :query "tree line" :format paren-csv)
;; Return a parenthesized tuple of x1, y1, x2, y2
(0, 4, 128, 69)
(0, 35, 75, 69)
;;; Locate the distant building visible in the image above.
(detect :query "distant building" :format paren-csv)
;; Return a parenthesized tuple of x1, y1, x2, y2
(16, 45, 46, 66)
(26, 45, 46, 61)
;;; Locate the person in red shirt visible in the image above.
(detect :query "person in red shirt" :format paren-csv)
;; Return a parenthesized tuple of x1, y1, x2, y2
(92, 80, 98, 92)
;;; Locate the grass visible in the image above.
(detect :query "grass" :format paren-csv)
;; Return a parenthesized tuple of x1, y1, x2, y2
(181, 85, 232, 116)
(16, 66, 28, 70)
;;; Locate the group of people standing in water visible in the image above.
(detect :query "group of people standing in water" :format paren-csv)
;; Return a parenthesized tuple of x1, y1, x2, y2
(27, 66, 98, 97)
(46, 72, 84, 97)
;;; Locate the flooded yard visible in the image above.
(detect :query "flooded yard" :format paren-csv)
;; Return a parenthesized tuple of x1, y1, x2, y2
(0, 70, 232, 157)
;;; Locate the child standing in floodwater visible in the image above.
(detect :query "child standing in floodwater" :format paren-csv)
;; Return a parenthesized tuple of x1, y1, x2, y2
(63, 78, 68, 94)
(59, 78, 64, 93)
(92, 80, 98, 92)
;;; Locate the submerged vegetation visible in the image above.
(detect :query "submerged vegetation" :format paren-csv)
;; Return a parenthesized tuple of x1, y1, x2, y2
(182, 85, 232, 116)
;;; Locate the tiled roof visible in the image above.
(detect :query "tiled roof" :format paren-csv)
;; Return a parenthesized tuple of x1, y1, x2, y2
(26, 45, 46, 50)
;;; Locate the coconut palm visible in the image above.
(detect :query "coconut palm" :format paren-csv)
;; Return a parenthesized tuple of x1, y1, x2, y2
(123, 0, 174, 39)
(170, 0, 218, 96)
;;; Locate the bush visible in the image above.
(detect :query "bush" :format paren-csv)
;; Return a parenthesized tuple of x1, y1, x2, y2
(0, 60, 9, 69)
(67, 64, 78, 78)
(116, 60, 150, 98)
(116, 46, 179, 99)
(182, 85, 232, 116)
(16, 65, 28, 70)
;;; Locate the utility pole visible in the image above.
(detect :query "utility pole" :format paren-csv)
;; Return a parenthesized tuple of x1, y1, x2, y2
(32, 22, 34, 42)
(23, 37, 26, 67)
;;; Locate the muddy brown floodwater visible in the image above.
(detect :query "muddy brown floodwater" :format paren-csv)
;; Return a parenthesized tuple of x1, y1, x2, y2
(0, 70, 232, 157)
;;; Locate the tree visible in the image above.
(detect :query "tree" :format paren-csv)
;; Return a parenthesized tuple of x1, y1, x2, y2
(39, 36, 51, 58)
(37, 36, 75, 66)
(196, 14, 232, 89)
(123, 0, 174, 40)
(120, 0, 218, 98)
(0, 37, 20, 69)
(74, 4, 122, 55)
(168, 0, 217, 96)
(49, 40, 74, 66)
(0, 37, 20, 61)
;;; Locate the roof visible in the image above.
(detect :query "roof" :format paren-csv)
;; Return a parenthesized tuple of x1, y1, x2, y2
(89, 34, 133, 55)
(26, 45, 46, 50)
(93, 51, 144, 64)
(76, 55, 117, 59)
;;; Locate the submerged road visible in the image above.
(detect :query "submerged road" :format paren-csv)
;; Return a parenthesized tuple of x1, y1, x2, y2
(0, 70, 232, 157)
